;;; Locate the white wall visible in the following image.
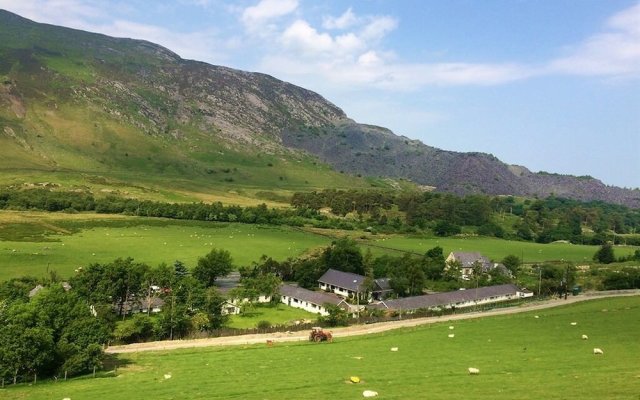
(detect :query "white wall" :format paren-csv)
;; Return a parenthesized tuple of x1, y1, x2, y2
(280, 295, 329, 316)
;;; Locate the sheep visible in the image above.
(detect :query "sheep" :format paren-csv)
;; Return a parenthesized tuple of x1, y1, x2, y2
(390, 347, 398, 352)
(581, 334, 588, 340)
(448, 333, 455, 338)
(164, 373, 172, 379)
(570, 322, 577, 326)
(449, 326, 455, 330)
(593, 348, 604, 355)
(362, 390, 379, 397)
(468, 367, 480, 375)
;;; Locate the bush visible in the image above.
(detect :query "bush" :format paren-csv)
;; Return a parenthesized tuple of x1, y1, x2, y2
(257, 320, 271, 329)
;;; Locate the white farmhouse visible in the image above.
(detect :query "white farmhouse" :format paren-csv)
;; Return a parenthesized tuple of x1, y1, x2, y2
(280, 284, 350, 316)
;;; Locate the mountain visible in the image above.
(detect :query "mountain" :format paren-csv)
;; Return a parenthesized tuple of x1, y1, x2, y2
(1, 10, 638, 207)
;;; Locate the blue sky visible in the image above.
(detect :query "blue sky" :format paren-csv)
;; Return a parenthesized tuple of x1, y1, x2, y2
(1, 0, 639, 188)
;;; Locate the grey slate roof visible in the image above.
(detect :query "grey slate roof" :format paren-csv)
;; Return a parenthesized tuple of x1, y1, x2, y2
(374, 278, 392, 292)
(280, 284, 346, 307)
(318, 269, 365, 292)
(450, 252, 491, 268)
(371, 284, 521, 311)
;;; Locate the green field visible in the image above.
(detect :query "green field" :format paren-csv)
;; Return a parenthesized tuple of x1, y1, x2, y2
(1, 211, 639, 282)
(0, 213, 332, 281)
(3, 296, 639, 399)
(361, 235, 639, 264)
(227, 303, 317, 329)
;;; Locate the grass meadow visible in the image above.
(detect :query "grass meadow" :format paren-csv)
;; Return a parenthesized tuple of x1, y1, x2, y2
(359, 234, 638, 264)
(0, 212, 331, 281)
(1, 210, 639, 282)
(226, 303, 316, 329)
(2, 296, 639, 399)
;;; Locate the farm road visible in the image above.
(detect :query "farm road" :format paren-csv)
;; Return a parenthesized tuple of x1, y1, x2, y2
(106, 290, 639, 354)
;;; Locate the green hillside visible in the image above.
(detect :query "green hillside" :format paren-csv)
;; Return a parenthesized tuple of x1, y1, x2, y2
(0, 10, 386, 203)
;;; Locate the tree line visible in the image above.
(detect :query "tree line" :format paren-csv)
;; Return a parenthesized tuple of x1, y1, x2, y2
(1, 186, 639, 245)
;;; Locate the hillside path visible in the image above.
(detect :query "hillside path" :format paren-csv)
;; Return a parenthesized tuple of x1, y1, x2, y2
(106, 290, 639, 354)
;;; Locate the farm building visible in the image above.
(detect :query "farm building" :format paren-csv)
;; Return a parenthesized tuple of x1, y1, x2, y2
(280, 284, 351, 316)
(368, 283, 533, 313)
(120, 296, 165, 315)
(318, 269, 393, 301)
(446, 251, 510, 280)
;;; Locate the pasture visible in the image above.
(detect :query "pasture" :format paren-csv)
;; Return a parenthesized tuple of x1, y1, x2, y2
(226, 303, 316, 329)
(361, 235, 639, 264)
(2, 296, 639, 399)
(0, 212, 331, 281)
(1, 210, 638, 282)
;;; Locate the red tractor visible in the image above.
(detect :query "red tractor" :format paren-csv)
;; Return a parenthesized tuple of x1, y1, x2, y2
(309, 327, 333, 343)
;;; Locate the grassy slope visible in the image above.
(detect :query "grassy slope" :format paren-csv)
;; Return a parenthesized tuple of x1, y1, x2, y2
(3, 296, 639, 399)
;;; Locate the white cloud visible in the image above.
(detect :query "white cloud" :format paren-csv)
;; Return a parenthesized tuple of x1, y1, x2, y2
(548, 2, 640, 78)
(0, 0, 103, 27)
(361, 15, 398, 41)
(241, 0, 298, 26)
(322, 7, 357, 30)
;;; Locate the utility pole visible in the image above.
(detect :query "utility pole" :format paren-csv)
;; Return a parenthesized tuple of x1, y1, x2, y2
(537, 266, 542, 297)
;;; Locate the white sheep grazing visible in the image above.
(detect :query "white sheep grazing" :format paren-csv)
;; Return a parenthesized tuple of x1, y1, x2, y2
(468, 367, 480, 375)
(571, 322, 577, 326)
(593, 348, 604, 355)
(581, 334, 588, 340)
(448, 333, 455, 338)
(390, 347, 398, 352)
(449, 326, 455, 330)
(362, 390, 379, 397)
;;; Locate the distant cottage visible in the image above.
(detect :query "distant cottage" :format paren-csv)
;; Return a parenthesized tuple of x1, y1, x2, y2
(446, 252, 510, 280)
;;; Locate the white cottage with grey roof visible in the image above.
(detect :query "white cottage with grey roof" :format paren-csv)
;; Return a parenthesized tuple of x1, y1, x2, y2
(368, 283, 533, 313)
(279, 284, 350, 316)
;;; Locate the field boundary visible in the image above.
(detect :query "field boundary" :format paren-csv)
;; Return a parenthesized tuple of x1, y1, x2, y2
(106, 290, 640, 354)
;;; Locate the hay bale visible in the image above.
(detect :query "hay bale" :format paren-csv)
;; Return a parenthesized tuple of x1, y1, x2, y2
(362, 390, 379, 397)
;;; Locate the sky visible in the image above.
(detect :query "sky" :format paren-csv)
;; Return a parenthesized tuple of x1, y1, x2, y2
(1, 0, 639, 188)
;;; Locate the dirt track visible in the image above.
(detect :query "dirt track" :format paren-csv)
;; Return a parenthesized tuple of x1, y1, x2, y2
(106, 291, 640, 354)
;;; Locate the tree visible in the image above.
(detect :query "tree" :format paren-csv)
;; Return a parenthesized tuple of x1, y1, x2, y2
(389, 254, 425, 297)
(294, 258, 325, 289)
(319, 304, 349, 327)
(113, 314, 155, 343)
(593, 243, 615, 264)
(193, 249, 234, 287)
(434, 220, 461, 237)
(501, 254, 521, 277)
(321, 237, 364, 275)
(423, 246, 446, 280)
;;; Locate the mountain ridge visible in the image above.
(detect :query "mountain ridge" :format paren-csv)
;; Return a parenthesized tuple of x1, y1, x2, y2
(1, 9, 638, 207)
